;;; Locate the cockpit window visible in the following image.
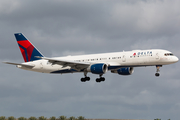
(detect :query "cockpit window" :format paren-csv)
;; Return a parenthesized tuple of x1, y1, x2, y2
(170, 53, 174, 56)
(164, 53, 174, 56)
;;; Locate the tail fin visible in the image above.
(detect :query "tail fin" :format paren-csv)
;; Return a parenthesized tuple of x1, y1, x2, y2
(14, 33, 44, 62)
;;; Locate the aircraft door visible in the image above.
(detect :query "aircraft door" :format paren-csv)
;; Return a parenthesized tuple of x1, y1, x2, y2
(156, 53, 160, 60)
(40, 62, 43, 69)
(122, 55, 126, 62)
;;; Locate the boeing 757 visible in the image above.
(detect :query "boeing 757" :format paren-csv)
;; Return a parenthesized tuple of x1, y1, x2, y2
(4, 33, 179, 82)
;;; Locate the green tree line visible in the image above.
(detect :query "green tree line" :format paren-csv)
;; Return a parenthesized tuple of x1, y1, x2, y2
(0, 116, 85, 120)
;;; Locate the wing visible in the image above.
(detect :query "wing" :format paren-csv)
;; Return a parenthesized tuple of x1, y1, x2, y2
(37, 57, 91, 71)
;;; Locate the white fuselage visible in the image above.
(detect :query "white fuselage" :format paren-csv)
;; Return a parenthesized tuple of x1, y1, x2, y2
(18, 49, 179, 74)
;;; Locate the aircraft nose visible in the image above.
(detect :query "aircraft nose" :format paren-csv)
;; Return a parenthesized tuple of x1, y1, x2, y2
(174, 56, 179, 62)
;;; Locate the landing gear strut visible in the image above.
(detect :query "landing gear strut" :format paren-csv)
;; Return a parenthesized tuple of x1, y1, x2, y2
(155, 65, 162, 77)
(96, 74, 105, 83)
(81, 72, 90, 82)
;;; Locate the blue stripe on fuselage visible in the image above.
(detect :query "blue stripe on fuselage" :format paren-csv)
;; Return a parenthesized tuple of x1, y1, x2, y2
(51, 69, 78, 73)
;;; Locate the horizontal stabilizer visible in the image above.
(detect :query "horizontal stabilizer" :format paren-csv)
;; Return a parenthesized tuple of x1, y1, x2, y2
(3, 62, 34, 68)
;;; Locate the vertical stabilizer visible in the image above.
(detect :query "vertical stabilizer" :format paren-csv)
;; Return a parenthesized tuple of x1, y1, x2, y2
(14, 33, 44, 62)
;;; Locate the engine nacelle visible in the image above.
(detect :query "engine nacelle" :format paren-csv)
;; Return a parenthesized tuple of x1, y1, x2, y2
(111, 67, 134, 75)
(87, 63, 108, 74)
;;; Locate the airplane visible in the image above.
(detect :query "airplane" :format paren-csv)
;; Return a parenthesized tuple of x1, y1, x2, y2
(4, 33, 179, 82)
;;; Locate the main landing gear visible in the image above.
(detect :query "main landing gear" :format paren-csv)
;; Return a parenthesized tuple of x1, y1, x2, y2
(80, 72, 105, 82)
(81, 72, 90, 82)
(96, 77, 105, 83)
(96, 74, 105, 83)
(155, 65, 162, 77)
(81, 77, 90, 82)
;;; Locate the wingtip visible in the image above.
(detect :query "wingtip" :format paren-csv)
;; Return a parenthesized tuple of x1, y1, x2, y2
(3, 61, 10, 64)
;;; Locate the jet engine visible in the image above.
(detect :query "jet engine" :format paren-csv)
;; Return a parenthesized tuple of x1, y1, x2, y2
(87, 63, 108, 74)
(111, 67, 134, 75)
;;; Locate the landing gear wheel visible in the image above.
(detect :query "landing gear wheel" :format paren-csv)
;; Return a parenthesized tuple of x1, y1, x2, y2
(96, 78, 100, 83)
(96, 77, 105, 82)
(86, 77, 90, 81)
(101, 77, 105, 81)
(81, 78, 86, 82)
(81, 77, 90, 82)
(155, 73, 160, 77)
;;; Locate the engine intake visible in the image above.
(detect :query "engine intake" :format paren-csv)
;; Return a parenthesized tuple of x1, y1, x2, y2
(87, 63, 108, 74)
(111, 67, 134, 75)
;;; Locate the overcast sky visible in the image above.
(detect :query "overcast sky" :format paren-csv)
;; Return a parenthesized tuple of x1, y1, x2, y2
(0, 0, 180, 119)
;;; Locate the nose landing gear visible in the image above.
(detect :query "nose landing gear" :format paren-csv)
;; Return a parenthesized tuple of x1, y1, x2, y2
(155, 65, 162, 77)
